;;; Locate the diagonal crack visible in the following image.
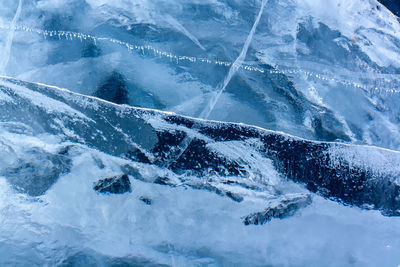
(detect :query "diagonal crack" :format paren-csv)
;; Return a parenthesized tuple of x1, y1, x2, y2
(165, 0, 269, 168)
(0, 0, 23, 76)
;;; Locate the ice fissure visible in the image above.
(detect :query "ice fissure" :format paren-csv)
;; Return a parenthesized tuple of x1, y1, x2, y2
(0, 0, 22, 75)
(164, 0, 268, 167)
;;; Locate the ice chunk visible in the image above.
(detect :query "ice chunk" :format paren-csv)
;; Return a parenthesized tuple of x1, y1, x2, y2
(93, 174, 132, 195)
(243, 194, 312, 225)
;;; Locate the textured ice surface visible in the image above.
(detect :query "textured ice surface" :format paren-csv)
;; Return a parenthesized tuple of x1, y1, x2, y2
(0, 77, 399, 266)
(1, 0, 400, 266)
(0, 0, 399, 149)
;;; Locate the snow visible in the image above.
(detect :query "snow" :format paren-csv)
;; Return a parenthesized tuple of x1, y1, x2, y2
(328, 143, 400, 178)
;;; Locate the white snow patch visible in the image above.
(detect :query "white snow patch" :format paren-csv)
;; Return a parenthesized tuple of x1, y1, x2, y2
(328, 143, 400, 179)
(207, 138, 280, 185)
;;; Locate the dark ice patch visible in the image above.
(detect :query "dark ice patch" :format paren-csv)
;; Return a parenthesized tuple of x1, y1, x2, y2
(93, 174, 132, 195)
(243, 194, 312, 225)
(94, 72, 129, 105)
(155, 114, 400, 217)
(139, 196, 152, 205)
(125, 148, 152, 164)
(260, 134, 400, 216)
(152, 129, 247, 177)
(378, 0, 400, 17)
(81, 42, 101, 58)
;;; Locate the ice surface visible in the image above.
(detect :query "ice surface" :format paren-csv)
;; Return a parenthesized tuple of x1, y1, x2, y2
(0, 77, 399, 265)
(0, 0, 399, 150)
(0, 0, 22, 75)
(1, 0, 400, 265)
(199, 0, 268, 120)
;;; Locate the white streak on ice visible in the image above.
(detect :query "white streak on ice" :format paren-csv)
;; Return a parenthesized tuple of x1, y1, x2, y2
(164, 15, 205, 51)
(206, 139, 280, 185)
(199, 0, 268, 119)
(0, 0, 23, 76)
(328, 143, 400, 179)
(163, 0, 268, 167)
(0, 25, 399, 94)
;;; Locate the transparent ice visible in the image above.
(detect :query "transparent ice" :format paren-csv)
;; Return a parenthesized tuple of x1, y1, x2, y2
(0, 0, 400, 266)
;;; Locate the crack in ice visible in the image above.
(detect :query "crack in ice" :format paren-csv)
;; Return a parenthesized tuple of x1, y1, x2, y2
(164, 15, 205, 51)
(0, 0, 23, 76)
(163, 0, 268, 168)
(199, 0, 269, 119)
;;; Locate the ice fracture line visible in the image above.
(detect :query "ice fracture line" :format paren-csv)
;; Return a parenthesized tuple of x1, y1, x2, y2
(199, 0, 268, 119)
(164, 0, 268, 168)
(0, 0, 23, 75)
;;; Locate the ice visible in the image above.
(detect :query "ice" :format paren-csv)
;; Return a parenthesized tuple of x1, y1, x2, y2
(164, 15, 205, 51)
(199, 0, 268, 120)
(164, 0, 268, 166)
(328, 143, 400, 178)
(0, 78, 398, 265)
(5, 1, 390, 149)
(1, 0, 400, 265)
(378, 0, 400, 17)
(0, 79, 398, 266)
(0, 79, 90, 120)
(0, 0, 22, 75)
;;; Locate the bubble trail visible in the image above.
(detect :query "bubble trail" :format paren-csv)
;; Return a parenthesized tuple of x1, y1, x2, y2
(0, 24, 399, 94)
